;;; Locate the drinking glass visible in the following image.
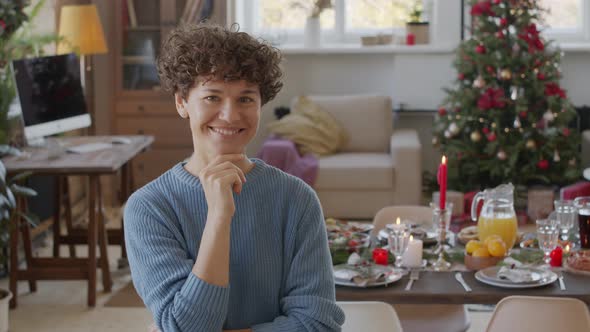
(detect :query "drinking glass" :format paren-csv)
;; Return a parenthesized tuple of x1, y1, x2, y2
(554, 200, 576, 242)
(536, 217, 558, 264)
(574, 197, 590, 249)
(388, 227, 410, 268)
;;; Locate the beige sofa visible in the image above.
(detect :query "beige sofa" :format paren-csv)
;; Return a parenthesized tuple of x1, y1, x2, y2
(291, 95, 422, 219)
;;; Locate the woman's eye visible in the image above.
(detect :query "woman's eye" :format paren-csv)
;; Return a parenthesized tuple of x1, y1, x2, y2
(240, 97, 254, 103)
(205, 96, 220, 102)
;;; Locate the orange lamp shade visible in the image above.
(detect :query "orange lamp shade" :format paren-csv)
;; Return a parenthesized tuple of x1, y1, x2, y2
(57, 4, 108, 55)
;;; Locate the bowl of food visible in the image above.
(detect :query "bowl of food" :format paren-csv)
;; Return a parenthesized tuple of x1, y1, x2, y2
(464, 235, 507, 270)
(328, 232, 371, 265)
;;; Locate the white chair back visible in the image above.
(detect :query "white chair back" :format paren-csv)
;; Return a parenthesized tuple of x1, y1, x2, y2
(486, 296, 590, 332)
(338, 301, 403, 332)
(372, 205, 433, 236)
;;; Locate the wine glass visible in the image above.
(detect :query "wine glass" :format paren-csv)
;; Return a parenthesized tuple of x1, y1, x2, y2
(554, 200, 576, 242)
(388, 227, 409, 269)
(536, 217, 558, 264)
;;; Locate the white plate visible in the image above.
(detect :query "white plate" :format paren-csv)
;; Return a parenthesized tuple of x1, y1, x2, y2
(475, 266, 557, 289)
(333, 264, 403, 288)
(564, 260, 590, 276)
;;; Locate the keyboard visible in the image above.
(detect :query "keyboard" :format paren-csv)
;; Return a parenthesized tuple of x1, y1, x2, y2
(66, 142, 113, 154)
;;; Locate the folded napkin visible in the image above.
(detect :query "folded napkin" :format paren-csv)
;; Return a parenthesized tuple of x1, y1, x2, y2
(334, 267, 387, 287)
(497, 266, 539, 283)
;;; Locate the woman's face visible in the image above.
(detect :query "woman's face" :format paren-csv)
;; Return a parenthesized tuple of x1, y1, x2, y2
(175, 79, 261, 157)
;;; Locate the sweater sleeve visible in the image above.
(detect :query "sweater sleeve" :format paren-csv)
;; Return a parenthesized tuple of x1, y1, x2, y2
(251, 189, 345, 332)
(124, 195, 229, 332)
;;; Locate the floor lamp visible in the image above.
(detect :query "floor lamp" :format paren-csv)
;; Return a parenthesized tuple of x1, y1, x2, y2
(57, 4, 107, 135)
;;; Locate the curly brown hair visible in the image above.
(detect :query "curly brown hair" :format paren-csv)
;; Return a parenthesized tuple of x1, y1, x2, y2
(157, 23, 283, 105)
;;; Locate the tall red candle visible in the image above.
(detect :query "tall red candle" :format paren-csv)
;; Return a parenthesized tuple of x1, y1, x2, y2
(438, 156, 447, 210)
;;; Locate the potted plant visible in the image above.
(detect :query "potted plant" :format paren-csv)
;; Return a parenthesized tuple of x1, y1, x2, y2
(0, 148, 37, 332)
(406, 1, 429, 44)
(0, 1, 56, 329)
(291, 0, 332, 48)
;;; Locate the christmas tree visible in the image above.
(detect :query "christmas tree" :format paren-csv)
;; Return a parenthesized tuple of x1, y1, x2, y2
(433, 0, 581, 191)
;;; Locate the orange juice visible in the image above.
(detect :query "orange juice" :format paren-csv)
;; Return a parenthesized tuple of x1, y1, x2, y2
(477, 216, 518, 249)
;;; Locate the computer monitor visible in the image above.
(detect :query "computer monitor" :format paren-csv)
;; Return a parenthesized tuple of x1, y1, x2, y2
(12, 53, 91, 145)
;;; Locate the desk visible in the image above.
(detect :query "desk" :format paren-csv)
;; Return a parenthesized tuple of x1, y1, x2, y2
(336, 271, 590, 305)
(3, 135, 154, 308)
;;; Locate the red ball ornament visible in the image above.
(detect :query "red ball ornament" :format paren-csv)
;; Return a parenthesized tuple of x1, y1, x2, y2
(500, 18, 508, 26)
(476, 45, 486, 54)
(438, 107, 447, 116)
(494, 0, 501, 4)
(563, 128, 571, 136)
(537, 73, 546, 80)
(487, 133, 497, 142)
(454, 107, 461, 113)
(550, 246, 563, 267)
(519, 111, 528, 118)
(486, 66, 495, 74)
(537, 159, 549, 170)
(496, 30, 505, 39)
(458, 73, 465, 80)
(482, 127, 490, 134)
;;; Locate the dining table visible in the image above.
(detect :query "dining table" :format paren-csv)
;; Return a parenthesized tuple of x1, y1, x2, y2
(336, 270, 590, 305)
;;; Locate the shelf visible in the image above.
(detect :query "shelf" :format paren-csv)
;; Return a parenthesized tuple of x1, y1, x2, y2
(122, 56, 156, 64)
(279, 43, 456, 55)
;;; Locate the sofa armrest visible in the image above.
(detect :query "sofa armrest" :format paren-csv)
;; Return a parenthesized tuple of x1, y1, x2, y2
(390, 129, 422, 205)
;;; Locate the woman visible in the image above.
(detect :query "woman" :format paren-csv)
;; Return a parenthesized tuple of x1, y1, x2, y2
(124, 23, 345, 332)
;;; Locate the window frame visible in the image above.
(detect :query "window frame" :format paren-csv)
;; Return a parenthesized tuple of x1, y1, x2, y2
(239, 0, 425, 45)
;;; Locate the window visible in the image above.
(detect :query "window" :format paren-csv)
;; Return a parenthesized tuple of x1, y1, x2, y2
(249, 0, 421, 45)
(539, 0, 589, 42)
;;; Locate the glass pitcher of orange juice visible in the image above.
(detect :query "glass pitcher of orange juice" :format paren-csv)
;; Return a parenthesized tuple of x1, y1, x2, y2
(471, 183, 518, 249)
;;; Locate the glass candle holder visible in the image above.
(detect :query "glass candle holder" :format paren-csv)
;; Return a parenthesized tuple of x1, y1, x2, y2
(430, 202, 453, 271)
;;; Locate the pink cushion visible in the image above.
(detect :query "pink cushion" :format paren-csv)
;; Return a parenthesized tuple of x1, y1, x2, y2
(561, 181, 590, 200)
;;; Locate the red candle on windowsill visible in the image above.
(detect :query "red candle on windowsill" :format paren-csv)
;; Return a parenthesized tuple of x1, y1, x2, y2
(372, 248, 389, 265)
(438, 156, 447, 210)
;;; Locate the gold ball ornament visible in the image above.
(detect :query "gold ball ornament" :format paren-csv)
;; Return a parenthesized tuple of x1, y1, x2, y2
(526, 139, 536, 150)
(500, 69, 512, 80)
(497, 150, 507, 160)
(449, 122, 460, 135)
(470, 131, 482, 142)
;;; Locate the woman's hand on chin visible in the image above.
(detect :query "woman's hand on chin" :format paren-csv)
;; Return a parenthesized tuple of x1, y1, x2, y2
(199, 154, 247, 220)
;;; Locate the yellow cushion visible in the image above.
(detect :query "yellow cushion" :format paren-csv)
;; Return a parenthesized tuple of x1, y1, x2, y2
(267, 96, 348, 156)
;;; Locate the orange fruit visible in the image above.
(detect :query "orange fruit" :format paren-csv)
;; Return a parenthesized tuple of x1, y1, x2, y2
(472, 247, 491, 258)
(466, 240, 484, 255)
(483, 234, 503, 246)
(487, 238, 507, 257)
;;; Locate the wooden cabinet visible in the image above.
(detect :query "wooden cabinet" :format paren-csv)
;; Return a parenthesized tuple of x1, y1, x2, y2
(112, 0, 226, 187)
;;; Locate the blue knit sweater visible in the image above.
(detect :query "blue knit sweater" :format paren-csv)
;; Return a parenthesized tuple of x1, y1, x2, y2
(124, 158, 345, 331)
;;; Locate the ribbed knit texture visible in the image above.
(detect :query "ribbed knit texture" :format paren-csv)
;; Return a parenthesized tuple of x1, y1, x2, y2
(124, 158, 345, 332)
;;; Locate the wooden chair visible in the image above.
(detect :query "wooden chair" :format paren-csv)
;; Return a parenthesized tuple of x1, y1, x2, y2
(372, 205, 470, 332)
(338, 301, 403, 332)
(486, 296, 590, 332)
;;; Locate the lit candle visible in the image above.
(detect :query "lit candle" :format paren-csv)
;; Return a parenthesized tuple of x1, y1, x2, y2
(438, 156, 447, 210)
(564, 244, 571, 254)
(372, 248, 389, 265)
(402, 235, 423, 268)
(391, 217, 405, 233)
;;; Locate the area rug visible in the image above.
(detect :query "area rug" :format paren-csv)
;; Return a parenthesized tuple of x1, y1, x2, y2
(104, 282, 144, 307)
